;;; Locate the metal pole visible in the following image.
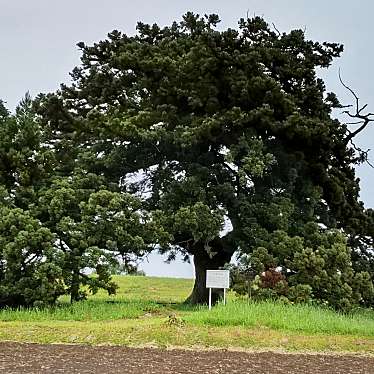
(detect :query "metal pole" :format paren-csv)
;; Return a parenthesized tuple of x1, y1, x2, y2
(223, 288, 226, 305)
(209, 288, 212, 310)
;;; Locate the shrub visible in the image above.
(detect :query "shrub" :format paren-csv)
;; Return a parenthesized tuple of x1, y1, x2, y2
(0, 208, 65, 307)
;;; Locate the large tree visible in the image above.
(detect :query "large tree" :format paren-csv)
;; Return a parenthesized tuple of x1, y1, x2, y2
(37, 13, 373, 305)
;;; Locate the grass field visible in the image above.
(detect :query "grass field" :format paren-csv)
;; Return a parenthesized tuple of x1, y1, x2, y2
(1, 275, 374, 354)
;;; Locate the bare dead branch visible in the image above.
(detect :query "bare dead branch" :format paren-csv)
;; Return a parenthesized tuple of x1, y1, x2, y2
(349, 122, 372, 140)
(338, 69, 374, 168)
(339, 68, 360, 111)
(339, 69, 374, 146)
(340, 104, 353, 109)
(349, 139, 374, 168)
(359, 104, 368, 113)
(272, 22, 281, 36)
(345, 121, 365, 126)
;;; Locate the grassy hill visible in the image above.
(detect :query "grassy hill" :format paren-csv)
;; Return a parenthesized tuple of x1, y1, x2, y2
(1, 275, 374, 354)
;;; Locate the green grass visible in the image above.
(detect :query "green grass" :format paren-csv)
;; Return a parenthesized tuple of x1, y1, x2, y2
(108, 275, 193, 303)
(0, 276, 194, 322)
(186, 300, 374, 336)
(0, 300, 161, 322)
(1, 275, 374, 353)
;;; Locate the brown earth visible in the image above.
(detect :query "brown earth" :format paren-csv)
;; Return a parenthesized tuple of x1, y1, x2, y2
(0, 342, 374, 373)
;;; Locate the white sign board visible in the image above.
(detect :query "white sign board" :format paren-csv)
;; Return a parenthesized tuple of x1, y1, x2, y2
(206, 270, 230, 289)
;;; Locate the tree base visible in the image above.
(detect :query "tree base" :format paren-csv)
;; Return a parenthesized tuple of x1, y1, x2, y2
(185, 250, 233, 305)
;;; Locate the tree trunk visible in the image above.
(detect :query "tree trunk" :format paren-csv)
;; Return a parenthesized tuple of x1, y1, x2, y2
(70, 270, 80, 303)
(185, 249, 233, 305)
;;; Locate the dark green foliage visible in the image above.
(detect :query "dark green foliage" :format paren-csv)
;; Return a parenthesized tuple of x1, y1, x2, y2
(0, 206, 65, 307)
(0, 93, 52, 208)
(35, 174, 120, 301)
(0, 96, 158, 306)
(230, 225, 374, 309)
(2, 13, 373, 308)
(33, 13, 374, 306)
(35, 173, 162, 301)
(0, 96, 65, 306)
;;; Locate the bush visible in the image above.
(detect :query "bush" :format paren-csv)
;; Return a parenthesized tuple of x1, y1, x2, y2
(231, 227, 374, 310)
(0, 208, 65, 307)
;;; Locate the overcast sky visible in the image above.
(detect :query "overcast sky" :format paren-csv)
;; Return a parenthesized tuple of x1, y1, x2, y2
(1, 0, 373, 278)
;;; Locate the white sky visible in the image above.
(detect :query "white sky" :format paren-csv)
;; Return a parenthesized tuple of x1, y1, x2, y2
(1, 0, 373, 278)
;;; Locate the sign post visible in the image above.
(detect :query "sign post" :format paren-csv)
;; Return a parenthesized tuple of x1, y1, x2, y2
(206, 270, 230, 310)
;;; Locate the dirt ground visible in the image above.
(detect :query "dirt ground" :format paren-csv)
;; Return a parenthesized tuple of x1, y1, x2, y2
(0, 342, 374, 374)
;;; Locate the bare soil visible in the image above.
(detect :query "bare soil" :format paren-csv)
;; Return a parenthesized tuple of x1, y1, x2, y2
(0, 342, 373, 373)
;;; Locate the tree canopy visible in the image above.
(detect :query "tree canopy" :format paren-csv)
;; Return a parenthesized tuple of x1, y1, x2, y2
(1, 13, 374, 308)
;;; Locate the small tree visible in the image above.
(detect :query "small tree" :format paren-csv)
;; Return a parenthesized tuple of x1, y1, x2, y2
(0, 96, 65, 307)
(0, 206, 65, 307)
(36, 173, 163, 302)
